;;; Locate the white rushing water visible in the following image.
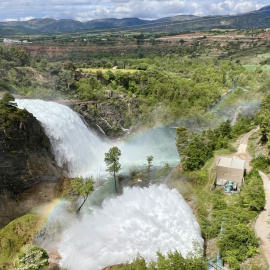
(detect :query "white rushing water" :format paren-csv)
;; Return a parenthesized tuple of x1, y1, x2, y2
(59, 185, 203, 270)
(17, 99, 203, 270)
(16, 99, 108, 177)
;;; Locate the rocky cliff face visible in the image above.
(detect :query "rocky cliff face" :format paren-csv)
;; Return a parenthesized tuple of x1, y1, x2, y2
(69, 98, 140, 138)
(0, 110, 61, 196)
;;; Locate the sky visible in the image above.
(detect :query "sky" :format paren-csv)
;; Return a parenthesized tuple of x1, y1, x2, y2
(1, 0, 269, 22)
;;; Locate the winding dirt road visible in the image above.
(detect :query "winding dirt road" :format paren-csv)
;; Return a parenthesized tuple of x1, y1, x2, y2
(255, 171, 270, 266)
(237, 126, 270, 266)
(237, 126, 260, 154)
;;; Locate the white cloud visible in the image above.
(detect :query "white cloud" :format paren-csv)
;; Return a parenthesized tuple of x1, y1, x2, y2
(0, 0, 268, 22)
(4, 18, 18, 22)
(20, 16, 35, 21)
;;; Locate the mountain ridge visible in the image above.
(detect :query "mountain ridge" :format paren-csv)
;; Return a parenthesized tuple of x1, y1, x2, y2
(0, 6, 270, 36)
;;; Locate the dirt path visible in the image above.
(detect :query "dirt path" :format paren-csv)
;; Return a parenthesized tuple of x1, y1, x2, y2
(235, 126, 260, 172)
(236, 127, 270, 267)
(255, 171, 270, 266)
(237, 126, 260, 154)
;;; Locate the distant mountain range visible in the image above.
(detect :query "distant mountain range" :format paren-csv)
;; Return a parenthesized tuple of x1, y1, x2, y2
(0, 5, 269, 37)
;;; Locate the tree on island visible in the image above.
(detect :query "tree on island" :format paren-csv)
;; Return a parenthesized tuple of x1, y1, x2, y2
(104, 146, 121, 191)
(72, 176, 94, 212)
(147, 155, 154, 173)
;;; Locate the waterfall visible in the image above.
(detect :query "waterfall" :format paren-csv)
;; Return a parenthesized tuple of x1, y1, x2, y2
(16, 99, 108, 177)
(96, 124, 106, 135)
(59, 185, 203, 270)
(16, 99, 203, 270)
(99, 115, 112, 128)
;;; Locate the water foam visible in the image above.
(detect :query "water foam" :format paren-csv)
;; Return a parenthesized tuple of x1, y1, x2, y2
(16, 99, 108, 176)
(59, 185, 203, 270)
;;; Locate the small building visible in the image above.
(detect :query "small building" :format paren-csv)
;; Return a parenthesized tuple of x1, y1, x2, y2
(3, 38, 21, 44)
(215, 157, 245, 186)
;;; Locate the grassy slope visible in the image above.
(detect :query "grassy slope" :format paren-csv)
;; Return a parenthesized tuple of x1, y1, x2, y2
(0, 213, 44, 269)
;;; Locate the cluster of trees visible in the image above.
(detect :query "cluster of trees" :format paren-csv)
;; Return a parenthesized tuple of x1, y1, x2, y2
(0, 44, 261, 130)
(0, 46, 29, 69)
(3, 61, 77, 98)
(0, 92, 28, 129)
(176, 121, 228, 171)
(176, 117, 254, 171)
(257, 93, 270, 151)
(112, 250, 207, 270)
(62, 57, 255, 127)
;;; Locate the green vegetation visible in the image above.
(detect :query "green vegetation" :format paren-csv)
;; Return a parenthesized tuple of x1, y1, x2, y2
(185, 165, 264, 270)
(240, 170, 265, 212)
(243, 65, 270, 71)
(0, 92, 29, 129)
(155, 163, 171, 178)
(105, 146, 122, 191)
(175, 126, 189, 158)
(80, 68, 137, 73)
(71, 176, 94, 212)
(1, 27, 270, 270)
(218, 223, 258, 270)
(250, 154, 270, 172)
(201, 169, 264, 269)
(0, 214, 43, 269)
(177, 118, 256, 171)
(0, 41, 265, 130)
(231, 116, 254, 137)
(112, 250, 207, 270)
(172, 111, 266, 269)
(177, 120, 231, 171)
(0, 46, 29, 69)
(146, 156, 153, 173)
(15, 245, 49, 270)
(257, 93, 270, 151)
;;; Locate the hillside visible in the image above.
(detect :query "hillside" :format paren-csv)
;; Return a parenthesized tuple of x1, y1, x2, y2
(0, 6, 270, 36)
(0, 16, 196, 36)
(254, 5, 270, 15)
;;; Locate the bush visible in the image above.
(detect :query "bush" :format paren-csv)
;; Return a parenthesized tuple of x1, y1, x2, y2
(250, 155, 270, 172)
(218, 223, 258, 269)
(231, 116, 253, 137)
(15, 246, 49, 270)
(0, 93, 29, 129)
(240, 170, 265, 211)
(112, 250, 207, 270)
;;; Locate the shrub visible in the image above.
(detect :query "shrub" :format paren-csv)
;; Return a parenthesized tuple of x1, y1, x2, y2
(112, 250, 207, 270)
(240, 170, 265, 211)
(250, 154, 270, 172)
(15, 246, 49, 270)
(218, 223, 258, 269)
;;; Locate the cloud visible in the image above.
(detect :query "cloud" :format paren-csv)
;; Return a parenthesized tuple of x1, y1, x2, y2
(4, 18, 18, 22)
(0, 0, 268, 22)
(20, 16, 35, 21)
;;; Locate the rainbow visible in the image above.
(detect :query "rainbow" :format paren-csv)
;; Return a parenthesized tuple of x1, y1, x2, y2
(36, 198, 63, 223)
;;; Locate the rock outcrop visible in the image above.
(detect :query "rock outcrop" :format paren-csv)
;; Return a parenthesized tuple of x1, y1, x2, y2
(67, 98, 140, 138)
(0, 109, 61, 196)
(0, 105, 63, 227)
